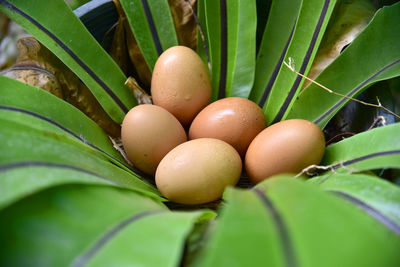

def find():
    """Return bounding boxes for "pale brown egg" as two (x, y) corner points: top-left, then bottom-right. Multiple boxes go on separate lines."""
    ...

(245, 119), (325, 184)
(189, 97), (266, 157)
(155, 138), (242, 205)
(151, 46), (212, 126)
(121, 104), (187, 176)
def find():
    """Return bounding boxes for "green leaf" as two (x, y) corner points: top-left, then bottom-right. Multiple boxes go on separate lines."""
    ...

(257, 176), (400, 267)
(309, 173), (400, 229)
(0, 76), (126, 166)
(249, 0), (302, 108)
(200, 0), (257, 99)
(225, 0), (257, 98)
(0, 163), (116, 210)
(321, 122), (400, 172)
(287, 2), (400, 128)
(262, 0), (337, 124)
(79, 211), (215, 267)
(193, 176), (400, 266)
(196, 0), (208, 64)
(68, 0), (90, 10)
(0, 116), (160, 199)
(0, 185), (166, 266)
(119, 0), (178, 71)
(302, 0), (376, 87)
(146, 0), (178, 50)
(200, 0), (220, 100)
(0, 0), (136, 123)
(190, 187), (287, 267)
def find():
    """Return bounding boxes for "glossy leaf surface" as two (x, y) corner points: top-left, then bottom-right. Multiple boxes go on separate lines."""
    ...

(309, 173), (400, 229)
(287, 2), (400, 128)
(262, 0), (337, 124)
(0, 163), (117, 210)
(321, 123), (400, 172)
(250, 0), (301, 108)
(193, 176), (400, 266)
(303, 0), (376, 87)
(0, 0), (136, 123)
(0, 185), (165, 266)
(119, 0), (178, 71)
(0, 114), (160, 199)
(82, 211), (215, 267)
(190, 187), (286, 267)
(1, 1), (400, 266)
(200, 0), (257, 99)
(0, 76), (124, 163)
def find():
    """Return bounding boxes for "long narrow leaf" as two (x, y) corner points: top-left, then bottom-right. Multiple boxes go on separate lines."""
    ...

(0, 117), (160, 199)
(0, 185), (165, 266)
(249, 0), (302, 108)
(225, 0), (257, 98)
(77, 211), (215, 267)
(257, 176), (400, 266)
(200, 0), (220, 100)
(193, 176), (400, 266)
(321, 123), (400, 172)
(287, 2), (400, 128)
(191, 187), (287, 267)
(0, 0), (136, 123)
(201, 0), (257, 99)
(309, 173), (400, 229)
(262, 0), (337, 124)
(0, 163), (116, 210)
(119, 0), (178, 71)
(146, 0), (178, 50)
(0, 76), (125, 165)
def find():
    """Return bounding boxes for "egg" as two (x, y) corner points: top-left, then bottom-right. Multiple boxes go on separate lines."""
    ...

(189, 97), (266, 157)
(245, 119), (325, 184)
(151, 46), (212, 126)
(121, 104), (187, 175)
(156, 138), (242, 204)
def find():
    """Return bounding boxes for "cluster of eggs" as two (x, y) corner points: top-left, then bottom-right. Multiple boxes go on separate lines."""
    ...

(121, 46), (325, 205)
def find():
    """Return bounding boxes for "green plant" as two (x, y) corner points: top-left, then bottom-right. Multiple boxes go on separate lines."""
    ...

(0, 0), (399, 266)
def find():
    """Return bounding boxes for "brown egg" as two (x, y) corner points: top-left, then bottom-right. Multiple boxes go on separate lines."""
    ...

(245, 119), (325, 184)
(151, 46), (212, 126)
(156, 138), (242, 205)
(121, 104), (187, 175)
(189, 97), (266, 157)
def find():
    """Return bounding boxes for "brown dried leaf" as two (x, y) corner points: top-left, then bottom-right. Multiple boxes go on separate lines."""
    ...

(7, 37), (121, 137)
(125, 76), (152, 104)
(108, 17), (131, 75)
(168, 0), (197, 50)
(124, 27), (152, 90)
(304, 0), (376, 88)
(113, 0), (152, 90)
(0, 13), (9, 39)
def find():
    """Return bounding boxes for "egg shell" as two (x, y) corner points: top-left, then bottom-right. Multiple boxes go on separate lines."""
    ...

(121, 104), (187, 175)
(245, 119), (325, 184)
(189, 97), (266, 157)
(156, 138), (242, 205)
(151, 46), (212, 126)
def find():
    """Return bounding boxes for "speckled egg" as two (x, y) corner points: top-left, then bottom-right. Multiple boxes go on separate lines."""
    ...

(155, 138), (242, 204)
(121, 104), (187, 175)
(151, 46), (212, 126)
(189, 97), (266, 157)
(245, 119), (325, 184)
